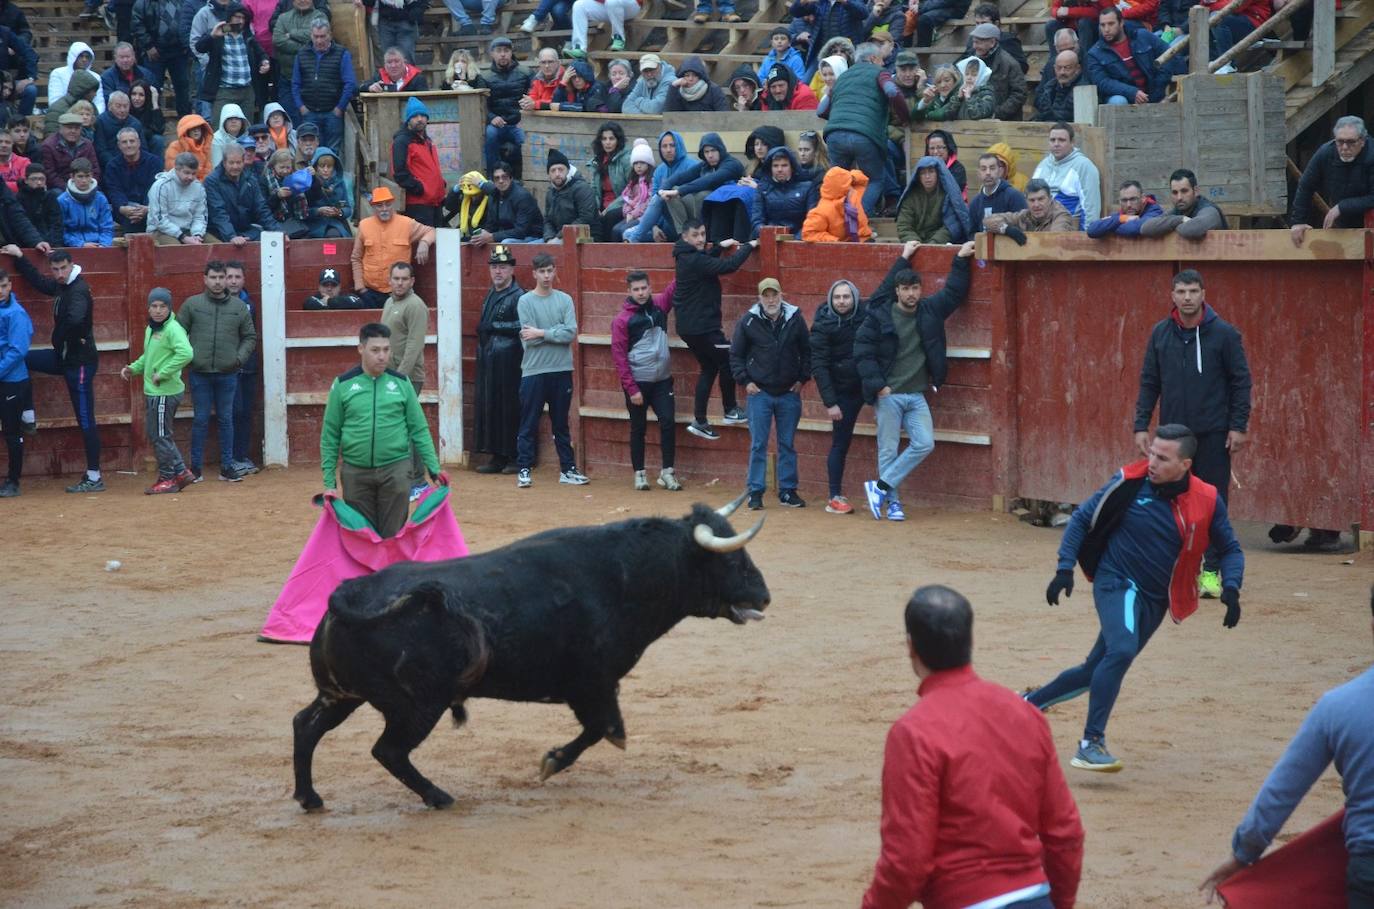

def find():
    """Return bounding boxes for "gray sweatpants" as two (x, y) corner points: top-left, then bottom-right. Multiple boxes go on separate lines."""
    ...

(146, 393), (187, 478)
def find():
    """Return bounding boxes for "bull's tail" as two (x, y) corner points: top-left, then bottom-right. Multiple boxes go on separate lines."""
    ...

(334, 580), (490, 688)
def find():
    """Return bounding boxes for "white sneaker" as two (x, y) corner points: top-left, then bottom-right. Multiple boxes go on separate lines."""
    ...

(517, 468), (532, 488)
(520, 13), (538, 31)
(657, 467), (682, 491)
(634, 469), (649, 490)
(560, 467), (590, 485)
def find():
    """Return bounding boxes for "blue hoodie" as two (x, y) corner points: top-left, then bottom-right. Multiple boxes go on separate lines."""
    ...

(757, 46), (806, 83)
(0, 290), (32, 382)
(651, 129), (688, 193)
(1086, 194), (1165, 239)
(665, 132), (744, 197)
(896, 155), (971, 243)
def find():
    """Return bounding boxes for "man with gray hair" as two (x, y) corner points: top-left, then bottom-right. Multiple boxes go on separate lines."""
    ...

(104, 127), (161, 231)
(291, 16), (355, 151)
(147, 152), (214, 244)
(1291, 115), (1374, 244)
(818, 41), (909, 216)
(99, 42), (155, 102)
(971, 21), (1027, 120)
(204, 143), (280, 245)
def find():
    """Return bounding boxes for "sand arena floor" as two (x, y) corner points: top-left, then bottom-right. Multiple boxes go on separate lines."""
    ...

(1, 466), (1367, 907)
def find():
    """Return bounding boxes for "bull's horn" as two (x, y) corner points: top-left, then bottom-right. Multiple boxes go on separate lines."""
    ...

(715, 490), (751, 519)
(694, 516), (764, 553)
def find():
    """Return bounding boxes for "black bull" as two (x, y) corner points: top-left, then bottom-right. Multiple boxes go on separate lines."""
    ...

(291, 494), (771, 811)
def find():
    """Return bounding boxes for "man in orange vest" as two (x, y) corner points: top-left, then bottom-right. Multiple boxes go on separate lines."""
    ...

(1024, 423), (1245, 773)
(350, 185), (437, 308)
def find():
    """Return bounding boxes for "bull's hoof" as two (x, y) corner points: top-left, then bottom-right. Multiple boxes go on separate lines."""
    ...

(539, 750), (565, 781)
(606, 735), (626, 750)
(295, 790), (324, 812)
(423, 786), (455, 809)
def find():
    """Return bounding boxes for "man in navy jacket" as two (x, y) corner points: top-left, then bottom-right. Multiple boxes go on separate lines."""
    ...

(1086, 8), (1175, 105)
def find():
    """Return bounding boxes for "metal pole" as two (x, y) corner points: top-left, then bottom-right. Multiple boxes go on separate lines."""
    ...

(259, 231), (289, 467)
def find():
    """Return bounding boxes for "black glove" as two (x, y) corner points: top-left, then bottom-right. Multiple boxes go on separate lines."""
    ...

(1046, 569), (1074, 606)
(1220, 587), (1241, 628)
(1004, 225), (1028, 246)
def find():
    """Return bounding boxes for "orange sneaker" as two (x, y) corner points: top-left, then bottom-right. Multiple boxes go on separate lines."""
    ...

(825, 495), (853, 514)
(146, 477), (181, 495)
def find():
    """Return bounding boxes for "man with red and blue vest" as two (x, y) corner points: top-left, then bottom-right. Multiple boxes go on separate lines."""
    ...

(1025, 423), (1244, 773)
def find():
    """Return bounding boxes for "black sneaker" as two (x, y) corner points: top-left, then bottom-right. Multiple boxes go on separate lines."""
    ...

(475, 457), (507, 474)
(686, 421), (719, 440)
(457, 22), (477, 35)
(721, 407), (748, 425)
(20, 417), (36, 434)
(747, 492), (764, 510)
(219, 466), (245, 482)
(65, 476), (106, 493)
(779, 490), (806, 508)
(0, 480), (18, 497)
(478, 22), (494, 34)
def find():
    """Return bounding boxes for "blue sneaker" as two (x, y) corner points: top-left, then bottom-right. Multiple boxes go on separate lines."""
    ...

(409, 483), (428, 502)
(863, 480), (886, 520)
(887, 501), (906, 522)
(1071, 737), (1123, 773)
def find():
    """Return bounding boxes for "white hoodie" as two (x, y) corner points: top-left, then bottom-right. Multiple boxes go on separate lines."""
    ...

(1032, 147), (1101, 227)
(48, 42), (105, 115)
(211, 103), (249, 168)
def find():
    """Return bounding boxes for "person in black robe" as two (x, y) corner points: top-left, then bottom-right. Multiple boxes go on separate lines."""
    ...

(472, 244), (525, 473)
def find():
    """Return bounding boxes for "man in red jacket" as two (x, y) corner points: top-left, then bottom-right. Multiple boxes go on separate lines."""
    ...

(390, 96), (445, 226)
(862, 585), (1084, 909)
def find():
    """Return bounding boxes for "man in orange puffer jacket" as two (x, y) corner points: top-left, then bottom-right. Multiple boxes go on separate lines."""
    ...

(802, 166), (872, 242)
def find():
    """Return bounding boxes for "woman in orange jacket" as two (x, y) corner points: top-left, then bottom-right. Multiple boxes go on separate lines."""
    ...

(802, 167), (872, 243)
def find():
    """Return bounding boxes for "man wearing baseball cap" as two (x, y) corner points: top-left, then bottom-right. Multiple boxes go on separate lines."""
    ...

(304, 266), (367, 310)
(470, 36), (531, 172)
(729, 276), (810, 511)
(622, 53), (676, 114)
(350, 185), (436, 308)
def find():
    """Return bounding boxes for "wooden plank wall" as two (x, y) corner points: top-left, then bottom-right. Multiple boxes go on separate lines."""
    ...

(1101, 73), (1286, 215)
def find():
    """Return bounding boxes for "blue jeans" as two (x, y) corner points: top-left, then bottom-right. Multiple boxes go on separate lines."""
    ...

(146, 52), (193, 117)
(883, 138), (904, 201)
(375, 19), (419, 63)
(189, 371), (238, 472)
(26, 349), (100, 472)
(625, 193), (678, 242)
(529, 0), (572, 27)
(1027, 573), (1167, 741)
(695, 0), (736, 13)
(444, 0), (501, 25)
(745, 389), (801, 495)
(14, 81), (36, 116)
(484, 123), (525, 171)
(232, 369), (256, 462)
(825, 129), (885, 216)
(516, 371), (575, 471)
(874, 392), (933, 505)
(301, 111), (343, 151)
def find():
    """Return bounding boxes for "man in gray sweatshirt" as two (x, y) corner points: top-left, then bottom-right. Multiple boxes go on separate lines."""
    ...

(515, 252), (585, 488)
(147, 153), (214, 244)
(1201, 585), (1374, 905)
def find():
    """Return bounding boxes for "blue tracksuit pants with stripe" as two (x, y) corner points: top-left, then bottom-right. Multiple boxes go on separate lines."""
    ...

(1029, 571), (1168, 741)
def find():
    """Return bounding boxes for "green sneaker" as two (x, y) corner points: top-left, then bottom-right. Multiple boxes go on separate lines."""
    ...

(562, 43), (586, 59)
(609, 35), (625, 51)
(1070, 737), (1123, 773)
(1198, 569), (1222, 599)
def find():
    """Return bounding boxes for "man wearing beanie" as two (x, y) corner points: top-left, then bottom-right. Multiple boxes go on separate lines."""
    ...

(390, 97), (445, 226)
(730, 276), (810, 510)
(121, 288), (195, 494)
(542, 147), (597, 241)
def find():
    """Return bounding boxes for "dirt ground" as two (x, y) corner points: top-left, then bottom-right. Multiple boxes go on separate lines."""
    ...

(1, 465), (1367, 908)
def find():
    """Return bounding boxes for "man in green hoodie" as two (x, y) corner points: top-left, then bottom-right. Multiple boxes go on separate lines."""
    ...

(122, 287), (195, 494)
(320, 322), (448, 538)
(176, 259), (257, 483)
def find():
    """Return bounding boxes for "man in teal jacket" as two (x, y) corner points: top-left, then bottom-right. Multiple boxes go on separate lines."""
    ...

(320, 321), (448, 538)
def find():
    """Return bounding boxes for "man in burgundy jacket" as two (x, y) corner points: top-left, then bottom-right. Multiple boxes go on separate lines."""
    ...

(862, 585), (1084, 909)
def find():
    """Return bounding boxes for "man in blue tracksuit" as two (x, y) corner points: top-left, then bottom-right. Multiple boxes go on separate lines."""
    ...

(1201, 587), (1374, 906)
(1026, 423), (1244, 773)
(0, 264), (33, 496)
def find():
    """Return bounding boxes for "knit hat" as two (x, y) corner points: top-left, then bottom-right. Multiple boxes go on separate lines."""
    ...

(629, 138), (654, 168)
(547, 147), (570, 171)
(765, 65), (790, 86)
(769, 25), (789, 38)
(489, 35), (513, 49)
(147, 287), (173, 306)
(68, 70), (99, 99)
(971, 22), (1000, 39)
(403, 96), (430, 122)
